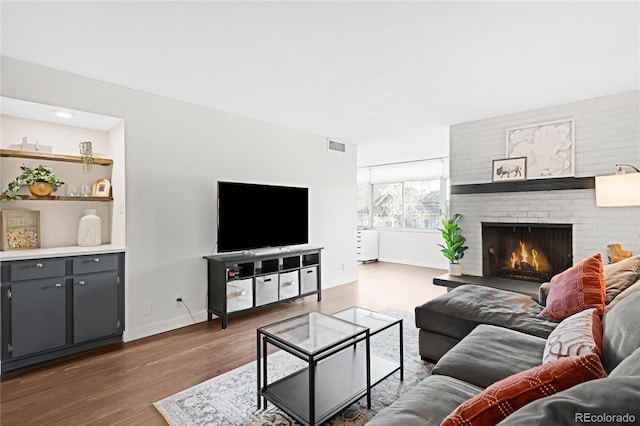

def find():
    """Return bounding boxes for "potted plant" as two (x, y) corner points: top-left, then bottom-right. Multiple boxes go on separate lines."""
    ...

(437, 213), (468, 276)
(2, 164), (64, 201)
(79, 141), (94, 173)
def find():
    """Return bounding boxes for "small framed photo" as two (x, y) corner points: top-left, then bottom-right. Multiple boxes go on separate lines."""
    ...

(92, 178), (111, 197)
(492, 157), (526, 182)
(1, 210), (41, 250)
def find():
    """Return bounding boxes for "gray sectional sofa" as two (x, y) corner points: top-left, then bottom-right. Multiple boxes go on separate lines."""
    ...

(368, 262), (640, 425)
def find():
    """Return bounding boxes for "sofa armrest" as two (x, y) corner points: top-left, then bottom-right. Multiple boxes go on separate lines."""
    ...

(538, 282), (551, 306)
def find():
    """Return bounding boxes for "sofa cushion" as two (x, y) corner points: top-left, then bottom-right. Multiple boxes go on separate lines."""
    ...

(605, 278), (640, 313)
(539, 253), (605, 321)
(602, 291), (640, 372)
(432, 324), (545, 389)
(610, 347), (640, 377)
(497, 377), (640, 425)
(603, 254), (640, 304)
(366, 375), (483, 426)
(542, 308), (602, 364)
(441, 353), (607, 426)
(415, 285), (558, 341)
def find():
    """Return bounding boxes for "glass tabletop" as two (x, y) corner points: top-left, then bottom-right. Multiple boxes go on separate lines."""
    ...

(259, 311), (367, 355)
(331, 307), (400, 334)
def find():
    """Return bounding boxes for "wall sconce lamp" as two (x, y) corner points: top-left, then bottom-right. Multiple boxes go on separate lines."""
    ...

(595, 164), (640, 207)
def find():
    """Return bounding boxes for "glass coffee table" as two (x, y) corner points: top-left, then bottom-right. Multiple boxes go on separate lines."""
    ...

(331, 307), (403, 384)
(256, 307), (402, 426)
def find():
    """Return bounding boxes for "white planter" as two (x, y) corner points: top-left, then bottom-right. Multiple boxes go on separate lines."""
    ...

(449, 263), (463, 276)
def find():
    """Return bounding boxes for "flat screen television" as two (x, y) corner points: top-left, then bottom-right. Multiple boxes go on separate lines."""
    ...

(217, 181), (309, 253)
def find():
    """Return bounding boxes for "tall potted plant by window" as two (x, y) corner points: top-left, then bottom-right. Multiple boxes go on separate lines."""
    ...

(438, 213), (468, 276)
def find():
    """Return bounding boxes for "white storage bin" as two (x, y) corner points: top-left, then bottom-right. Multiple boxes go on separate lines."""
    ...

(227, 278), (253, 312)
(279, 271), (300, 300)
(300, 266), (318, 294)
(255, 273), (279, 306)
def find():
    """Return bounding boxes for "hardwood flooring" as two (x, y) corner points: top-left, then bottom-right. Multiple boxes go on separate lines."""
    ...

(0, 262), (446, 426)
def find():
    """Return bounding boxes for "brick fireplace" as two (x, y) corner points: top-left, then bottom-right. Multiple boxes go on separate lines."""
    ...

(448, 91), (639, 277)
(482, 223), (572, 283)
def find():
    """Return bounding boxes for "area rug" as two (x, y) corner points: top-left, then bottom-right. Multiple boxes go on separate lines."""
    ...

(154, 308), (433, 425)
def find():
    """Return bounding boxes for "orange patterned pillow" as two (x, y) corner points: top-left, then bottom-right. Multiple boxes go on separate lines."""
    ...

(441, 353), (607, 426)
(542, 308), (602, 364)
(539, 254), (605, 320)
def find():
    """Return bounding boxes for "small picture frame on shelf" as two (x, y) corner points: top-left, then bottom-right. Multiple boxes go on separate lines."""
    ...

(1, 209), (41, 250)
(92, 178), (111, 197)
(492, 157), (526, 182)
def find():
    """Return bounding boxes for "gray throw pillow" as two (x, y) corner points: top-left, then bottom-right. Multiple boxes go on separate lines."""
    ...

(497, 377), (640, 426)
(602, 291), (640, 372)
(610, 346), (640, 377)
(603, 255), (640, 304)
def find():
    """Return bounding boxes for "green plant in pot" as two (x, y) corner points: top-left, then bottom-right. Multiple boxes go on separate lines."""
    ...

(2, 164), (64, 201)
(437, 213), (468, 276)
(79, 141), (94, 173)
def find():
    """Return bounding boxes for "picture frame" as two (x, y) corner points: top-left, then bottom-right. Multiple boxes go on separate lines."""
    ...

(506, 119), (574, 179)
(92, 178), (111, 197)
(492, 157), (527, 182)
(1, 209), (41, 250)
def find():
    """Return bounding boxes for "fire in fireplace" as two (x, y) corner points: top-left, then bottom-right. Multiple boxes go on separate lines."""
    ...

(482, 223), (572, 283)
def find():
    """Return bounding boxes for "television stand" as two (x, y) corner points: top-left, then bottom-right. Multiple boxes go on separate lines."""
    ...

(204, 245), (323, 329)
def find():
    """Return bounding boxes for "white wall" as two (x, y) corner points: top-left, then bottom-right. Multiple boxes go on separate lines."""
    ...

(450, 91), (640, 275)
(378, 230), (449, 269)
(1, 58), (358, 341)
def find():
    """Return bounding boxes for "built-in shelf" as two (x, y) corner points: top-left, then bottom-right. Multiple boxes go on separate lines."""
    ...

(450, 176), (595, 195)
(0, 149), (113, 166)
(0, 195), (113, 202)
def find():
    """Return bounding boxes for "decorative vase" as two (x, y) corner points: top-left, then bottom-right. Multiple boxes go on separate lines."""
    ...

(29, 182), (53, 196)
(449, 263), (463, 276)
(77, 209), (102, 247)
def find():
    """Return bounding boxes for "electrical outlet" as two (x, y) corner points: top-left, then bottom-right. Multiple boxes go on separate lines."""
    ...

(176, 295), (183, 308)
(143, 302), (152, 316)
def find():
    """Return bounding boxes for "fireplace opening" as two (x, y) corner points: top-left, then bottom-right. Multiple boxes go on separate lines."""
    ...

(482, 223), (572, 283)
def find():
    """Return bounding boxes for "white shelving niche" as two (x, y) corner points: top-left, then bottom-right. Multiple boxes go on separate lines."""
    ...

(0, 97), (126, 261)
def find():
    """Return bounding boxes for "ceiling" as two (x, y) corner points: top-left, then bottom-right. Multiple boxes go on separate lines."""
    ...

(1, 1), (639, 165)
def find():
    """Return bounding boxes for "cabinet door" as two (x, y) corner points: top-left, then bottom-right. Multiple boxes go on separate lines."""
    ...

(10, 278), (67, 358)
(73, 272), (119, 343)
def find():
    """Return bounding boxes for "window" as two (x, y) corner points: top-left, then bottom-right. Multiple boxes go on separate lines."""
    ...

(358, 158), (449, 231)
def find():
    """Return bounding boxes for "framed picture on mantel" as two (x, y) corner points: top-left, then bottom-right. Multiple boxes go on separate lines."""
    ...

(492, 157), (526, 182)
(506, 119), (575, 179)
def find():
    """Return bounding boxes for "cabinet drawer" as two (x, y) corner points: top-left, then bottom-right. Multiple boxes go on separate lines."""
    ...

(227, 278), (253, 313)
(279, 271), (299, 300)
(255, 274), (278, 306)
(10, 258), (66, 281)
(73, 254), (119, 275)
(300, 266), (318, 294)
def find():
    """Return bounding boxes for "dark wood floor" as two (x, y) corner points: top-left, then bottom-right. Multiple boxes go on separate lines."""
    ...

(0, 262), (446, 426)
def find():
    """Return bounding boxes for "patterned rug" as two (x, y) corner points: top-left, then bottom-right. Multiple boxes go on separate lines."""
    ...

(154, 308), (433, 425)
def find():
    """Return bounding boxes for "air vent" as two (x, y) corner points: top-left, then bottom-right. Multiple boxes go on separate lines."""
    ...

(328, 140), (346, 152)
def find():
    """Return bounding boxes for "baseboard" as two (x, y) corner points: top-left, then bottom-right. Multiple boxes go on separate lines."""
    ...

(123, 310), (208, 342)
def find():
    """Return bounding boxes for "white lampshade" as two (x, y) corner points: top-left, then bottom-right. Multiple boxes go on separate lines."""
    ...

(595, 173), (640, 207)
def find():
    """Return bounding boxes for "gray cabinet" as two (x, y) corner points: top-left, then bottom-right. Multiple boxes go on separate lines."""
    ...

(10, 277), (67, 358)
(1, 252), (125, 374)
(204, 246), (322, 329)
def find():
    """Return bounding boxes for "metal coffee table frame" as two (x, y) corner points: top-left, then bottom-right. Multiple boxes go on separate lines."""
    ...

(256, 308), (403, 426)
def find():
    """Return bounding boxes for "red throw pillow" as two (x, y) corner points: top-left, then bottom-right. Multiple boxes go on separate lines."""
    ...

(441, 353), (607, 426)
(542, 308), (603, 364)
(538, 254), (605, 320)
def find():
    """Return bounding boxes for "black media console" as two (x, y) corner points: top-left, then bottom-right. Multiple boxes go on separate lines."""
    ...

(204, 245), (323, 329)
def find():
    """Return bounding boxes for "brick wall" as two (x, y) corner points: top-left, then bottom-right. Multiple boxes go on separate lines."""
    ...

(450, 91), (640, 276)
